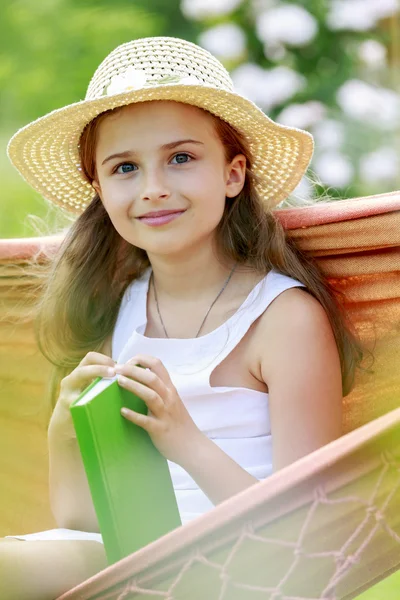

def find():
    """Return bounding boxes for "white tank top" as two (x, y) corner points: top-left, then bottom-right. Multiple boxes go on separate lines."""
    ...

(112, 267), (305, 525)
(5, 267), (305, 542)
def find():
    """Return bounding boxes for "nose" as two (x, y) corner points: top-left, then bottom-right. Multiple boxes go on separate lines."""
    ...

(140, 166), (171, 202)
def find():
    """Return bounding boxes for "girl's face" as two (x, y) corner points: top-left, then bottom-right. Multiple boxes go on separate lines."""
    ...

(92, 101), (246, 258)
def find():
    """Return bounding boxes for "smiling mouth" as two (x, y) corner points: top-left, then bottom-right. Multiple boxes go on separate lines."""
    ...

(136, 210), (186, 226)
(138, 209), (185, 218)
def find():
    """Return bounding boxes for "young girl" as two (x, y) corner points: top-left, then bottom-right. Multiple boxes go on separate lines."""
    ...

(2, 37), (362, 599)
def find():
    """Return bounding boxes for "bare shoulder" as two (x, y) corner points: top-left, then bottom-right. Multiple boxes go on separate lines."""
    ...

(250, 284), (340, 390)
(259, 285), (340, 371)
(253, 285), (343, 470)
(256, 286), (335, 353)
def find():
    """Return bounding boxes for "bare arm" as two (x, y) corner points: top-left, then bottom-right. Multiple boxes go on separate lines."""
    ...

(48, 415), (101, 532)
(260, 288), (343, 471)
(178, 434), (259, 506)
(178, 288), (342, 504)
(48, 336), (114, 532)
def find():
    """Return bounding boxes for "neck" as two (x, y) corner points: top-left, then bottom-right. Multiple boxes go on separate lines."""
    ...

(147, 244), (237, 302)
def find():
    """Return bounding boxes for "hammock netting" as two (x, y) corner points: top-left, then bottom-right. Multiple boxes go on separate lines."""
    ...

(57, 409), (400, 600)
(0, 192), (399, 599)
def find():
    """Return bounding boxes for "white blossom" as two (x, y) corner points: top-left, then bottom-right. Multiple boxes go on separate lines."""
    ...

(106, 67), (147, 95)
(231, 63), (305, 110)
(371, 0), (399, 20)
(358, 40), (387, 68)
(177, 76), (202, 85)
(337, 79), (400, 129)
(181, 0), (243, 20)
(256, 4), (318, 47)
(105, 68), (202, 96)
(277, 101), (326, 129)
(230, 63), (266, 106)
(327, 0), (399, 32)
(313, 152), (354, 188)
(198, 23), (246, 60)
(312, 119), (345, 149)
(359, 147), (399, 183)
(327, 0), (376, 30)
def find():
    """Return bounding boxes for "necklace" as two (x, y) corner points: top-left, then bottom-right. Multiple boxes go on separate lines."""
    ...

(151, 264), (237, 339)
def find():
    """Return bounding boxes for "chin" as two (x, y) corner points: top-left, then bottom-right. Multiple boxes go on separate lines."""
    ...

(146, 236), (201, 257)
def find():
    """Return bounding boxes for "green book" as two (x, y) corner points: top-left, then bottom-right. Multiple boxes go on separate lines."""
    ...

(70, 376), (182, 565)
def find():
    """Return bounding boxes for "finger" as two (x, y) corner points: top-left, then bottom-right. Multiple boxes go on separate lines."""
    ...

(122, 355), (171, 385)
(120, 407), (156, 433)
(115, 363), (166, 399)
(62, 364), (116, 395)
(117, 375), (165, 418)
(80, 351), (116, 368)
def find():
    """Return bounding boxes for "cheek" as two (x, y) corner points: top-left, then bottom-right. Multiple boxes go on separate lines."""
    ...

(99, 179), (134, 215)
(191, 196), (226, 237)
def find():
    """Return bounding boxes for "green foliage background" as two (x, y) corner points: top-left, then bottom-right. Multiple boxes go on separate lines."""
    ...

(1, 0), (200, 237)
(1, 2), (399, 594)
(2, 0), (400, 239)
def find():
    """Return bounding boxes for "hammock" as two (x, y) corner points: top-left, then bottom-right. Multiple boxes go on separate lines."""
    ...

(0, 191), (399, 599)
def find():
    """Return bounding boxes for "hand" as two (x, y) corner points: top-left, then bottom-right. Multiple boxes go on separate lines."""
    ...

(115, 354), (203, 466)
(50, 352), (117, 439)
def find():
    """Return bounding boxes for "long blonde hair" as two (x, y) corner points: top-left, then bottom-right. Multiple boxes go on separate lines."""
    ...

(34, 104), (364, 408)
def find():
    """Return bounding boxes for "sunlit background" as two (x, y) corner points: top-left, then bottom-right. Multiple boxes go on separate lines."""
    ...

(1, 1), (400, 595)
(2, 0), (400, 239)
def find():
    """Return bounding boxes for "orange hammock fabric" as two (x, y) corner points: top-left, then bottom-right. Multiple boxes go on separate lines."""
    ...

(57, 407), (400, 600)
(279, 192), (400, 434)
(0, 192), (399, 598)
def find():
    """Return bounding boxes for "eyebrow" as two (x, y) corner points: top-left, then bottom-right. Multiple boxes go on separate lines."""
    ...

(101, 139), (204, 166)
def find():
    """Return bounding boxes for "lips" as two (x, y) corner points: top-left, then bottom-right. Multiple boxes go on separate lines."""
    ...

(136, 209), (186, 227)
(137, 209), (185, 218)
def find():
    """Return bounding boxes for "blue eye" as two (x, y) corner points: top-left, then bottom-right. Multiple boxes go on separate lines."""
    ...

(115, 162), (136, 174)
(172, 153), (191, 164)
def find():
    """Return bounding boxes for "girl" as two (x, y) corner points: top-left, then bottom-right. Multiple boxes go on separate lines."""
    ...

(1, 37), (362, 599)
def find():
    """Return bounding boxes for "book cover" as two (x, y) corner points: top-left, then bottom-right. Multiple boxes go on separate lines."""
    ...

(70, 376), (182, 564)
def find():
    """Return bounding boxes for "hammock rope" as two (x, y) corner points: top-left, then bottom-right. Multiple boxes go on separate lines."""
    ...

(57, 408), (400, 600)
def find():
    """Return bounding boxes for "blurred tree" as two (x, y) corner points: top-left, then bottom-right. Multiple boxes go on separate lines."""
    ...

(1, 0), (198, 127)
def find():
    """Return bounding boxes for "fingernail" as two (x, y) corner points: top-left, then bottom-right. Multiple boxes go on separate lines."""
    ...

(107, 368), (115, 376)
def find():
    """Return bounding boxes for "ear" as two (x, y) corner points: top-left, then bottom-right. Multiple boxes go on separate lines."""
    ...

(92, 179), (102, 198)
(225, 154), (246, 198)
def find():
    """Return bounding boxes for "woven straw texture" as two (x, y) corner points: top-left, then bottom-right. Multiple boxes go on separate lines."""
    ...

(7, 37), (314, 214)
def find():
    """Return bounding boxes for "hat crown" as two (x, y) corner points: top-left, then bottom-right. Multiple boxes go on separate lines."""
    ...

(8, 36), (314, 214)
(86, 36), (234, 100)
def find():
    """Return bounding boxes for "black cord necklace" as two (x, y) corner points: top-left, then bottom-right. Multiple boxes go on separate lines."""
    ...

(151, 264), (237, 338)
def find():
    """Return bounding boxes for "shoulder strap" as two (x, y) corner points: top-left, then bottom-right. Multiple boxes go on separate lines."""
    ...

(111, 268), (151, 360)
(200, 269), (305, 385)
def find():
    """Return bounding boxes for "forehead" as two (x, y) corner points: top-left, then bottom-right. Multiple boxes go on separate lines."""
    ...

(96, 100), (217, 143)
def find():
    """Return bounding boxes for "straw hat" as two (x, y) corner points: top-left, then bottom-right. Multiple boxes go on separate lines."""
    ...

(7, 36), (314, 215)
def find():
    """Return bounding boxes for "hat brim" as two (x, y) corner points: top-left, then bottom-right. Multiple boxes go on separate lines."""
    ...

(7, 84), (314, 214)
